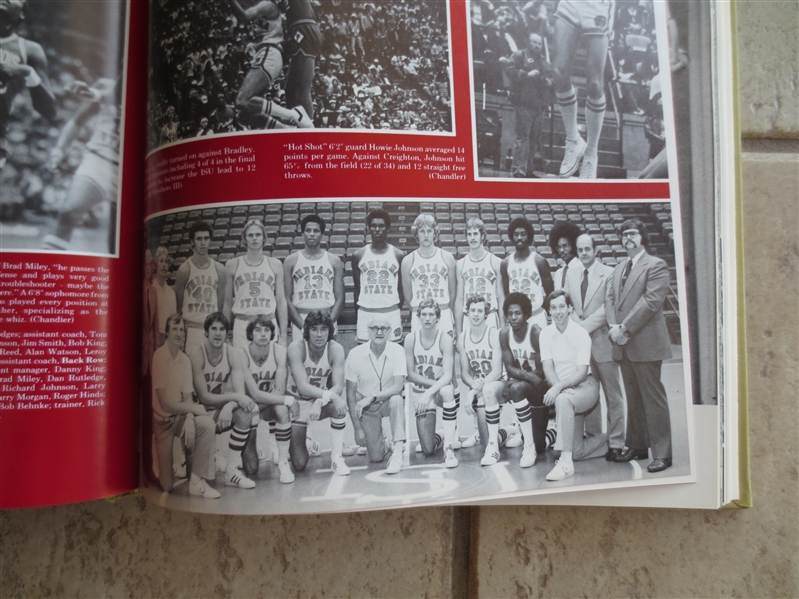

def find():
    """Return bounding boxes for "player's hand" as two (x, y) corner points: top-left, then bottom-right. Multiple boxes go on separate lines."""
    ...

(236, 395), (258, 414)
(355, 397), (371, 419)
(46, 148), (65, 171)
(308, 397), (323, 421)
(354, 427), (367, 447)
(183, 415), (196, 450)
(288, 399), (301, 421)
(528, 69), (540, 78)
(0, 63), (33, 82)
(330, 394), (347, 418)
(218, 402), (235, 430)
(472, 378), (484, 392)
(543, 385), (560, 407)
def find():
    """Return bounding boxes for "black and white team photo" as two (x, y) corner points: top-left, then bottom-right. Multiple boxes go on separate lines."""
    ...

(470, 0), (669, 180)
(147, 0), (454, 150)
(143, 198), (692, 514)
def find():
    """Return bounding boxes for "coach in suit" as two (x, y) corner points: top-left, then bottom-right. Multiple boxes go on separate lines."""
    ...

(606, 219), (673, 473)
(566, 234), (626, 459)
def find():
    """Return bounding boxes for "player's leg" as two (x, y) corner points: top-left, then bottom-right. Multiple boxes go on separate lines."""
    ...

(188, 413), (221, 498)
(579, 34), (610, 180)
(286, 51), (316, 119)
(551, 18), (586, 177)
(319, 403), (350, 475)
(45, 175), (105, 249)
(415, 406), (439, 456)
(439, 385), (458, 467)
(384, 395), (407, 474)
(225, 407), (256, 488)
(479, 381), (506, 465)
(508, 381), (539, 467)
(289, 408), (310, 474)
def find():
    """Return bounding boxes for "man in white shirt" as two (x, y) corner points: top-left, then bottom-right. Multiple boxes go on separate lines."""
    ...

(540, 290), (608, 481)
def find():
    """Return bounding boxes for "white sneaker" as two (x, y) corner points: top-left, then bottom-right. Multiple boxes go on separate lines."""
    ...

(559, 136), (587, 178)
(444, 447), (458, 469)
(386, 450), (403, 474)
(546, 459), (574, 481)
(331, 456), (351, 476)
(189, 478), (221, 499)
(459, 432), (480, 448)
(341, 445), (356, 457)
(480, 443), (500, 466)
(357, 446), (367, 456)
(519, 444), (537, 468)
(579, 153), (598, 179)
(504, 422), (522, 448)
(278, 460), (295, 484)
(225, 468), (256, 489)
(451, 436), (462, 450)
(293, 105), (314, 129)
(306, 436), (322, 457)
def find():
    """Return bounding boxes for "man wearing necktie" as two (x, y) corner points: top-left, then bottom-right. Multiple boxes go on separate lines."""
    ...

(549, 221), (582, 292)
(565, 234), (625, 461)
(605, 219), (673, 473)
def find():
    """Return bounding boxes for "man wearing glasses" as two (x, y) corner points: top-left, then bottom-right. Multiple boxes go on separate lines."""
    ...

(344, 317), (407, 474)
(606, 219), (673, 473)
(351, 209), (405, 343)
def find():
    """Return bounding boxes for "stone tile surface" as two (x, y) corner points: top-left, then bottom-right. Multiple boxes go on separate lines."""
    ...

(1, 500), (466, 598)
(736, 1), (799, 138)
(469, 154), (799, 598)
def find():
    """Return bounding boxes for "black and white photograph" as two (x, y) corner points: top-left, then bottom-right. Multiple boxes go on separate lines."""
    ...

(142, 198), (693, 514)
(0, 0), (128, 256)
(469, 0), (669, 180)
(147, 0), (454, 151)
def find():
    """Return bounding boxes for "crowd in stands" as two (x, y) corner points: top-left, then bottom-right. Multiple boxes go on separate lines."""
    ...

(148, 0), (452, 149)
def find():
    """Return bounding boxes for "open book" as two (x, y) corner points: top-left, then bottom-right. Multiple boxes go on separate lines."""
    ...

(0, 0), (748, 513)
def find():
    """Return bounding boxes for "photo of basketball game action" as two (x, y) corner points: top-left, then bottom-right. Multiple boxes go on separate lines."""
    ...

(142, 198), (692, 514)
(0, 0), (127, 255)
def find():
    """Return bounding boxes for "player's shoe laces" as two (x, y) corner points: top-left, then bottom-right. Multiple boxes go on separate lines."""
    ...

(559, 136), (587, 178)
(480, 443), (500, 466)
(519, 444), (537, 468)
(225, 467), (256, 489)
(331, 456), (351, 476)
(578, 153), (598, 180)
(459, 432), (480, 448)
(42, 234), (69, 251)
(546, 459), (574, 481)
(306, 437), (322, 457)
(278, 460), (295, 484)
(443, 446), (458, 469)
(386, 449), (403, 474)
(293, 106), (314, 129)
(189, 478), (221, 499)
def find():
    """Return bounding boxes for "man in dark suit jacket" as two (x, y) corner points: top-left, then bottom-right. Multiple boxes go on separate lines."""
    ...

(605, 219), (673, 473)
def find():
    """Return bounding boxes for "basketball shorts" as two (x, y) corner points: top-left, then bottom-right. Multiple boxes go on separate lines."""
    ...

(555, 0), (615, 37)
(250, 44), (283, 81)
(287, 22), (323, 58)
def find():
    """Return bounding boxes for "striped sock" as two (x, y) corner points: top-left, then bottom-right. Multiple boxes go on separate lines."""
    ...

(442, 399), (457, 449)
(330, 417), (346, 459)
(275, 423), (291, 464)
(486, 405), (500, 446)
(513, 401), (534, 448)
(228, 426), (249, 471)
(556, 86), (579, 141)
(585, 94), (606, 155)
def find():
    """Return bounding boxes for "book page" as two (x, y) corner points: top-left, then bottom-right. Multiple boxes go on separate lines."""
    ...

(140, 0), (716, 515)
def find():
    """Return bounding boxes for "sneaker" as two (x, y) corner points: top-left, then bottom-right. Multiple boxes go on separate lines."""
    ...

(225, 468), (256, 489)
(579, 153), (598, 179)
(341, 445), (356, 457)
(443, 447), (458, 469)
(331, 456), (351, 476)
(386, 450), (403, 474)
(278, 460), (295, 484)
(504, 431), (523, 448)
(519, 444), (537, 468)
(306, 436), (322, 457)
(293, 105), (314, 129)
(357, 446), (367, 456)
(42, 234), (69, 251)
(480, 443), (500, 466)
(173, 460), (187, 479)
(559, 136), (587, 178)
(451, 436), (462, 450)
(459, 432), (480, 448)
(189, 478), (221, 499)
(546, 459), (574, 481)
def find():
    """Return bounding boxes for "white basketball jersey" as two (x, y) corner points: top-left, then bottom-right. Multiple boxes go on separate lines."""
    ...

(288, 342), (332, 398)
(201, 343), (231, 395)
(291, 251), (335, 311)
(357, 245), (400, 309)
(460, 252), (499, 313)
(464, 327), (496, 382)
(246, 343), (278, 393)
(507, 252), (545, 311)
(232, 256), (277, 318)
(182, 258), (220, 325)
(411, 329), (444, 393)
(408, 248), (450, 308)
(508, 324), (537, 373)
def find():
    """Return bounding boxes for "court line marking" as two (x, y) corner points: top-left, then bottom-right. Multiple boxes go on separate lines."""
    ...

(630, 460), (643, 480)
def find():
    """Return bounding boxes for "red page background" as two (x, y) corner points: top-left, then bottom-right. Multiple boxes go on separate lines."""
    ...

(0, 1), (147, 509)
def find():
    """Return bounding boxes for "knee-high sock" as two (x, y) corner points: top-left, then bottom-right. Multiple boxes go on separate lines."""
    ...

(585, 94), (606, 155)
(486, 405), (500, 446)
(531, 405), (550, 454)
(330, 417), (346, 460)
(228, 425), (250, 471)
(556, 86), (579, 141)
(513, 400), (534, 448)
(442, 399), (458, 449)
(275, 423), (291, 464)
(498, 427), (509, 448)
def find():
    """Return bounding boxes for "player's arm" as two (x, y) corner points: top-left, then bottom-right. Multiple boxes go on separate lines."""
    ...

(227, 0), (279, 23)
(22, 41), (56, 120)
(329, 253), (345, 323)
(535, 253), (554, 299)
(221, 258), (236, 324)
(188, 344), (248, 409)
(351, 249), (364, 306)
(173, 261), (191, 315)
(326, 341), (348, 417)
(272, 258), (289, 345)
(492, 255), (506, 328)
(500, 257), (510, 295)
(454, 259), (466, 338)
(404, 332), (431, 390)
(400, 254), (413, 311)
(240, 346), (293, 407)
(444, 251), (457, 314)
(500, 328), (544, 388)
(457, 334), (477, 390)
(283, 253), (304, 330)
(47, 98), (101, 169)
(394, 246), (406, 307)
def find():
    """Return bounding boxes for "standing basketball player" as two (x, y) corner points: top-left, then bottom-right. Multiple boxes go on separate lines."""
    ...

(552, 0), (615, 179)
(188, 312), (260, 490)
(0, 0), (56, 169)
(223, 219), (288, 347)
(404, 299), (458, 468)
(284, 214), (344, 340)
(226, 0), (313, 129)
(501, 217), (553, 330)
(175, 220), (227, 353)
(351, 209), (405, 343)
(285, 0), (324, 120)
(287, 310), (351, 476)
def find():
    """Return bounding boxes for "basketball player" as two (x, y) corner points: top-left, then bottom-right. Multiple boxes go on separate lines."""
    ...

(222, 218), (288, 347)
(552, 0), (615, 179)
(351, 209), (405, 343)
(548, 221), (582, 291)
(284, 214), (344, 340)
(501, 217), (553, 330)
(239, 314), (298, 484)
(188, 312), (260, 489)
(404, 299), (457, 468)
(175, 220), (227, 353)
(401, 213), (457, 335)
(226, 0), (313, 130)
(0, 0), (56, 169)
(285, 0), (324, 120)
(455, 217), (505, 337)
(481, 293), (550, 468)
(285, 310), (350, 476)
